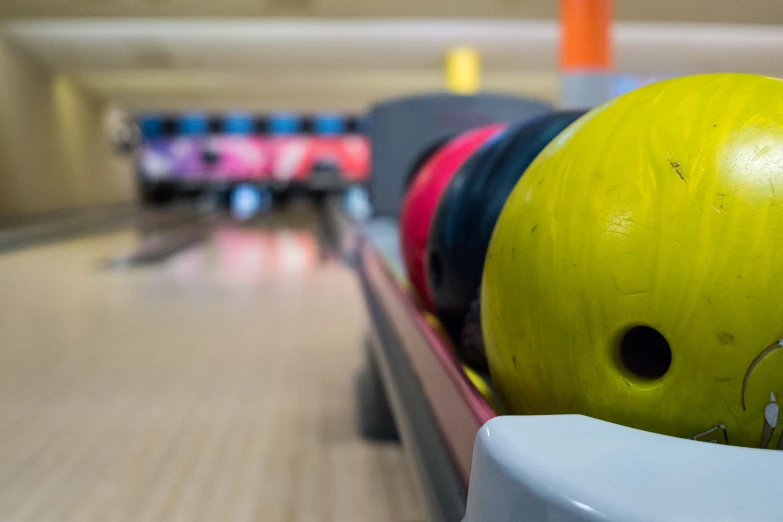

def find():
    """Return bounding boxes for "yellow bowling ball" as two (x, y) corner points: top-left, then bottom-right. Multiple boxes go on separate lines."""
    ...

(482, 73), (783, 448)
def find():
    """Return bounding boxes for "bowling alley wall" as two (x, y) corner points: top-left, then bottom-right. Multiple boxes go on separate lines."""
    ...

(0, 37), (135, 220)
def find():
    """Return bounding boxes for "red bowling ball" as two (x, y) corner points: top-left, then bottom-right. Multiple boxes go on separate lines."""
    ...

(400, 124), (504, 310)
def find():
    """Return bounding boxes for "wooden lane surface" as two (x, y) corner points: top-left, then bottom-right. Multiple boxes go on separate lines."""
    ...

(0, 227), (423, 522)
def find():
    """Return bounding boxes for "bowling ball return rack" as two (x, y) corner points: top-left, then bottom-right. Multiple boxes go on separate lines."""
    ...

(354, 217), (783, 522)
(356, 218), (491, 522)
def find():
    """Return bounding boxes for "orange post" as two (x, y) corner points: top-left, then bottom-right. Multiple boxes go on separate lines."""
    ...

(560, 0), (613, 108)
(561, 0), (612, 72)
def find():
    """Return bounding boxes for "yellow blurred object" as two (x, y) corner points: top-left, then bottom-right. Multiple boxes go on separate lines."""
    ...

(423, 311), (451, 342)
(445, 46), (480, 94)
(462, 364), (504, 414)
(422, 310), (440, 328)
(483, 73), (783, 448)
(423, 309), (504, 412)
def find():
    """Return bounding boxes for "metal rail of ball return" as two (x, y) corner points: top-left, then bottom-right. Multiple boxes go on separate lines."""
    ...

(355, 217), (783, 522)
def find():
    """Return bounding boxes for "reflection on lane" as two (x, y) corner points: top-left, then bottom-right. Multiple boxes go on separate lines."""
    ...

(167, 227), (320, 285)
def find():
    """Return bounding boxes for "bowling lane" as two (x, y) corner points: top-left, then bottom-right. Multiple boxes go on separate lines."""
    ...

(0, 221), (423, 522)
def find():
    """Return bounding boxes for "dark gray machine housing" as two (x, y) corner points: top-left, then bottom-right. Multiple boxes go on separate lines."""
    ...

(367, 93), (551, 217)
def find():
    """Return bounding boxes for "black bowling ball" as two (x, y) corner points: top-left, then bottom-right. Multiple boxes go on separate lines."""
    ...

(426, 111), (586, 371)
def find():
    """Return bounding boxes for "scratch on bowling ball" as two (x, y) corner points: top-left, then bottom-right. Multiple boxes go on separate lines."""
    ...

(668, 157), (687, 183)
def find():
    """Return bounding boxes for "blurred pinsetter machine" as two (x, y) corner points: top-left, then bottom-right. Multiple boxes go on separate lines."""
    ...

(136, 111), (369, 208)
(354, 3), (783, 521)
